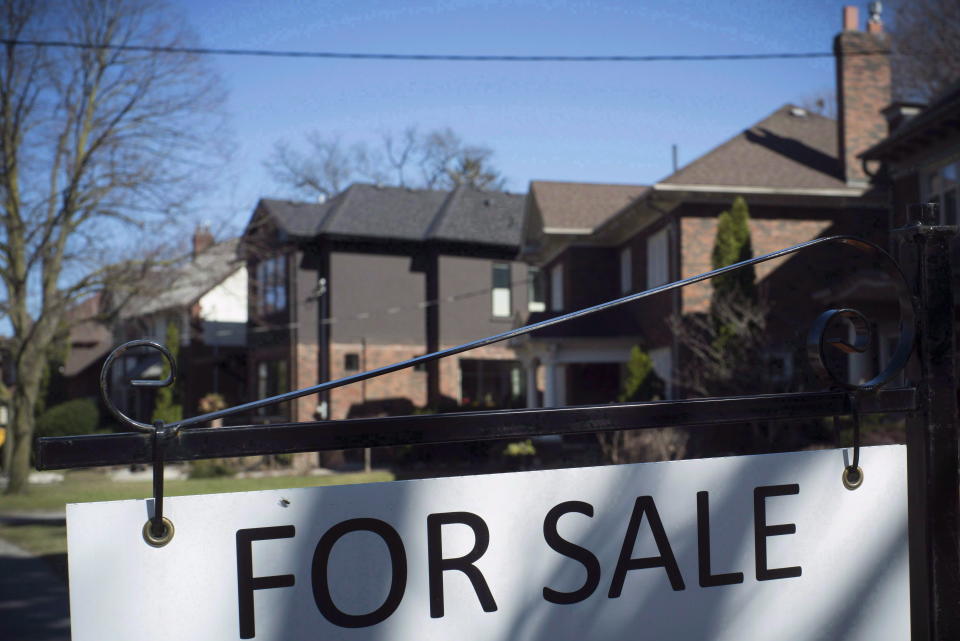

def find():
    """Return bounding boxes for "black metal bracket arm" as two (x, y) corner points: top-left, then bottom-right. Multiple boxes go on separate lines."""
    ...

(35, 388), (916, 470)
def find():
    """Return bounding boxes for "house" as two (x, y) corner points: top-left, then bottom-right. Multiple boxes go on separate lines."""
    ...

(63, 227), (249, 426)
(515, 4), (897, 407)
(240, 183), (533, 425)
(860, 79), (960, 230)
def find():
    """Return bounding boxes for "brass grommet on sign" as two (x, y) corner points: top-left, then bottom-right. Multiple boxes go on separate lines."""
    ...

(142, 517), (175, 547)
(842, 465), (864, 491)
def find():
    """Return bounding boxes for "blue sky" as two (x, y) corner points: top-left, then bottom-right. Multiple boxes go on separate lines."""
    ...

(169, 0), (862, 230)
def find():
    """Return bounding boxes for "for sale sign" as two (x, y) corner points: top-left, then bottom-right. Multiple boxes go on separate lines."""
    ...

(67, 445), (908, 641)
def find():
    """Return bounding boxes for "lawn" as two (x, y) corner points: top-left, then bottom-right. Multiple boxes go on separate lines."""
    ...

(0, 468), (395, 576)
(0, 468), (394, 513)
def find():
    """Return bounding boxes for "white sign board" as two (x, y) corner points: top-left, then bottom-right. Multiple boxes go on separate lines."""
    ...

(67, 445), (908, 641)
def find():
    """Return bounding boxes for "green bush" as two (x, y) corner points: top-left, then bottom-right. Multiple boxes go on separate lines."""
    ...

(35, 398), (99, 438)
(189, 458), (233, 479)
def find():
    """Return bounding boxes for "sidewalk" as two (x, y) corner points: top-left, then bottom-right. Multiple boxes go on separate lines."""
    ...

(0, 536), (70, 641)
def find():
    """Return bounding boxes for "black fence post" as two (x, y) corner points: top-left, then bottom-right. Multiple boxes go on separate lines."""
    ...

(904, 203), (960, 641)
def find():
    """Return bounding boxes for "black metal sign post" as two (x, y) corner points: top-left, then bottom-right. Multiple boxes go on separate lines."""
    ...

(33, 205), (960, 639)
(902, 204), (960, 641)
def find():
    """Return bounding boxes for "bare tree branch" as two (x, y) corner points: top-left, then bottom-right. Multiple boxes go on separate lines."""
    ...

(0, 0), (226, 493)
(268, 125), (506, 200)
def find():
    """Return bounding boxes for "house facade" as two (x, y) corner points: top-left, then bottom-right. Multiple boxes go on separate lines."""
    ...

(241, 183), (535, 424)
(515, 4), (898, 407)
(861, 80), (960, 230)
(63, 228), (249, 426)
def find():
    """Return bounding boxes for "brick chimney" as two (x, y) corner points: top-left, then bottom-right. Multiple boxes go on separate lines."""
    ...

(834, 4), (891, 185)
(192, 224), (214, 258)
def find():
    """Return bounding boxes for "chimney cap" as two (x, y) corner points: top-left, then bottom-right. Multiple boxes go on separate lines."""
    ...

(843, 5), (859, 31)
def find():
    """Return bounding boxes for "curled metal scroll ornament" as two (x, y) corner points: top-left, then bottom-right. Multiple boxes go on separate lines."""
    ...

(804, 245), (915, 391)
(99, 339), (178, 433)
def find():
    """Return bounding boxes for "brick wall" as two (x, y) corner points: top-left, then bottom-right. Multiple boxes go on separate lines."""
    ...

(834, 8), (891, 185)
(327, 342), (518, 419)
(293, 342), (318, 421)
(680, 217), (832, 313)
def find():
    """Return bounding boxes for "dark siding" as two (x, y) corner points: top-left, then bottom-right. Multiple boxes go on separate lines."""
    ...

(565, 246), (619, 310)
(329, 252), (425, 345)
(438, 256), (530, 344)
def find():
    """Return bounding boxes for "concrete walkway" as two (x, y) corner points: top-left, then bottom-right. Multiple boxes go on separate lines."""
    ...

(0, 534), (70, 641)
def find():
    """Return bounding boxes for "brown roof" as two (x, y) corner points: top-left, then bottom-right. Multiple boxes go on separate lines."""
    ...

(660, 105), (848, 191)
(529, 181), (648, 233)
(63, 294), (113, 377)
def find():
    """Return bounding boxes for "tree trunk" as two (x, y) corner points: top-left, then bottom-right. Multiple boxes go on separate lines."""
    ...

(2, 421), (13, 477)
(5, 352), (42, 495)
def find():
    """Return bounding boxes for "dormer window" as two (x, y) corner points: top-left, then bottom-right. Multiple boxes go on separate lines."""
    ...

(256, 255), (288, 314)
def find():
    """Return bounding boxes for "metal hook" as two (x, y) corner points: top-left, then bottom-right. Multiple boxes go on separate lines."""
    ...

(842, 394), (864, 490)
(143, 421), (175, 547)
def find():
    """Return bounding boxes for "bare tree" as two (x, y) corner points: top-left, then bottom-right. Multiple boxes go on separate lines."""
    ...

(889, 0), (960, 101)
(268, 135), (384, 200)
(669, 294), (772, 399)
(268, 126), (505, 200)
(0, 0), (224, 493)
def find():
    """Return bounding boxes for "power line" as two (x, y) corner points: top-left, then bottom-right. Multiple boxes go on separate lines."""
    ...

(252, 275), (536, 332)
(0, 38), (889, 62)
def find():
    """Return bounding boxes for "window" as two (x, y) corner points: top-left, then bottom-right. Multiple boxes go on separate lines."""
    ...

(527, 267), (546, 312)
(256, 255), (288, 314)
(492, 263), (512, 317)
(647, 227), (670, 288)
(922, 160), (959, 225)
(344, 353), (360, 371)
(256, 360), (288, 417)
(550, 263), (564, 312)
(460, 359), (524, 408)
(620, 246), (632, 294)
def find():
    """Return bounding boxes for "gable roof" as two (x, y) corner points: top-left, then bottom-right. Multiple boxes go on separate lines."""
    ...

(127, 238), (243, 317)
(658, 105), (850, 192)
(256, 183), (526, 249)
(528, 181), (648, 234)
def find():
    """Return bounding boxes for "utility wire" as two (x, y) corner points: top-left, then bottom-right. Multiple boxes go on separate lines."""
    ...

(251, 275), (538, 333)
(0, 38), (889, 62)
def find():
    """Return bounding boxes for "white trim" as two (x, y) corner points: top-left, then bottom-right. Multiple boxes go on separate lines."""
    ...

(653, 183), (868, 197)
(542, 227), (594, 235)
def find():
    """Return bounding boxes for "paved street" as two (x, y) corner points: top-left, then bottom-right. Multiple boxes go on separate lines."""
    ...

(0, 525), (70, 641)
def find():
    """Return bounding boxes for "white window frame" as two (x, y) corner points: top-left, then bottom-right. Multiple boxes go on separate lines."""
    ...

(491, 262), (512, 318)
(527, 267), (545, 312)
(550, 263), (564, 312)
(647, 227), (670, 289)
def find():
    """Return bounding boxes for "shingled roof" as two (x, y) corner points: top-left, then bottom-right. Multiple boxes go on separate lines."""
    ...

(658, 105), (850, 191)
(528, 181), (648, 234)
(256, 183), (526, 249)
(128, 238), (243, 317)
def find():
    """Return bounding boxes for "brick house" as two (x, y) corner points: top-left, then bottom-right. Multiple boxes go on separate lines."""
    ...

(860, 79), (960, 230)
(63, 229), (249, 426)
(240, 183), (534, 424)
(515, 4), (898, 405)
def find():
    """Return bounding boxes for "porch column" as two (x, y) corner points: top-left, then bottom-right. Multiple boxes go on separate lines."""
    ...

(544, 359), (557, 408)
(525, 359), (539, 408)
